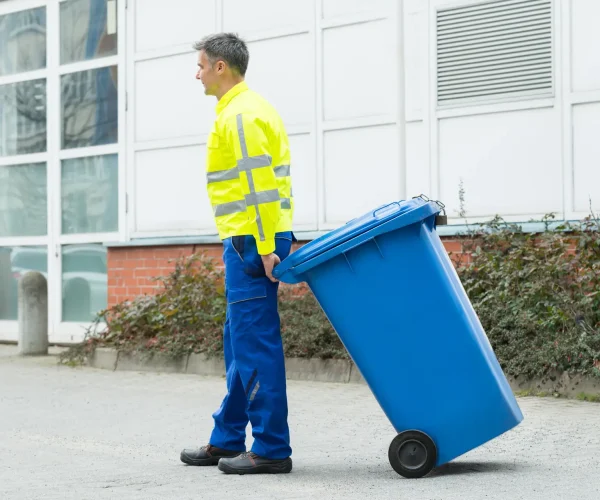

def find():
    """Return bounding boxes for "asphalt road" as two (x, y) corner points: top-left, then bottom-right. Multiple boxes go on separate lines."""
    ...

(1, 345), (598, 500)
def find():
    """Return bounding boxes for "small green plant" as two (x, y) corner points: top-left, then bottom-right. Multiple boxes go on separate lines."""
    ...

(514, 389), (552, 398)
(457, 178), (467, 219)
(576, 392), (600, 403)
(514, 389), (533, 397)
(278, 284), (346, 360)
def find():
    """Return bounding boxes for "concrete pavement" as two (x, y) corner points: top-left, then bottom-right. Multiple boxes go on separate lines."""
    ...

(1, 345), (599, 500)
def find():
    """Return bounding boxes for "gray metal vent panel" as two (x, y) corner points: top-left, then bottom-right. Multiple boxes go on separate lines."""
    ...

(437, 0), (553, 105)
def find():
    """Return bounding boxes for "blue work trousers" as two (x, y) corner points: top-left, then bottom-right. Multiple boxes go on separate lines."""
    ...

(209, 232), (293, 459)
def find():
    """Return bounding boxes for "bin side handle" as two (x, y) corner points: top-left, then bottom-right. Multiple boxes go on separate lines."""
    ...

(290, 202), (440, 278)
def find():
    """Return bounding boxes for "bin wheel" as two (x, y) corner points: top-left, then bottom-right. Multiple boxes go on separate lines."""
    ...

(388, 430), (437, 478)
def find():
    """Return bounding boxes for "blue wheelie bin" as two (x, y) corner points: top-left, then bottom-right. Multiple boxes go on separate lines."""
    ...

(273, 196), (523, 478)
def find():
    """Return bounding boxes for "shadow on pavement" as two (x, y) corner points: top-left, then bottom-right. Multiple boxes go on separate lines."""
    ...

(287, 460), (523, 479)
(428, 460), (522, 478)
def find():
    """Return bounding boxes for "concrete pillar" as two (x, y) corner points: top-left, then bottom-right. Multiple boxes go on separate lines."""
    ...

(18, 271), (48, 355)
(0, 248), (11, 319)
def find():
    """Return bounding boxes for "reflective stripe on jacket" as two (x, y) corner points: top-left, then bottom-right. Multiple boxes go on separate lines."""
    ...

(206, 81), (294, 255)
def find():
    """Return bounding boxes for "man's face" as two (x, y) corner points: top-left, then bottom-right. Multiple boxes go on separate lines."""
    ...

(196, 50), (221, 96)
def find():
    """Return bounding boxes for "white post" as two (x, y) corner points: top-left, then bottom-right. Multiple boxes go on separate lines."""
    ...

(18, 271), (48, 355)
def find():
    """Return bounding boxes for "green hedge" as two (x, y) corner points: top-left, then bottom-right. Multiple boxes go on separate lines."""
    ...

(62, 213), (600, 379)
(457, 214), (600, 378)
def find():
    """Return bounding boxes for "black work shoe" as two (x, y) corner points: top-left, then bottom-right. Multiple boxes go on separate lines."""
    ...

(180, 444), (242, 466)
(218, 452), (293, 475)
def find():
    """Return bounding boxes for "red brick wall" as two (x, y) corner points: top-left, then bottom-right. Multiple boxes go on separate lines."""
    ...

(107, 238), (468, 307)
(107, 244), (223, 307)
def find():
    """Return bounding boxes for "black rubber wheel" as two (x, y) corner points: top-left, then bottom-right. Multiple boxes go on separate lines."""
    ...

(388, 430), (437, 478)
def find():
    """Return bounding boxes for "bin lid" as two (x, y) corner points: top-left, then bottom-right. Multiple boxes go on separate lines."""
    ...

(276, 197), (439, 282)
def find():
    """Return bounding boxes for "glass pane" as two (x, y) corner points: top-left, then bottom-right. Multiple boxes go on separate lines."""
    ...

(0, 79), (47, 156)
(0, 163), (47, 237)
(61, 66), (118, 149)
(62, 243), (107, 322)
(60, 0), (118, 65)
(0, 246), (48, 321)
(62, 154), (118, 234)
(0, 7), (47, 77)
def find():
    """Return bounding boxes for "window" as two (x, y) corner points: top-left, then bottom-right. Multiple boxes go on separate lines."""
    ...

(61, 154), (118, 234)
(0, 246), (47, 321)
(60, 0), (118, 65)
(0, 163), (47, 237)
(58, 0), (120, 323)
(0, 79), (47, 156)
(0, 1), (121, 333)
(0, 7), (46, 77)
(61, 66), (118, 149)
(62, 244), (108, 322)
(437, 0), (553, 106)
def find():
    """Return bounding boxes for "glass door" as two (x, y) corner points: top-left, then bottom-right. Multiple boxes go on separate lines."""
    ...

(0, 0), (125, 343)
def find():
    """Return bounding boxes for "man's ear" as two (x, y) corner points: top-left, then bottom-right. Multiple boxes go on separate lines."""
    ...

(216, 61), (225, 74)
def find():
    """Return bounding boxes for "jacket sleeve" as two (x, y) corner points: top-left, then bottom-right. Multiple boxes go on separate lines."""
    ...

(225, 112), (281, 255)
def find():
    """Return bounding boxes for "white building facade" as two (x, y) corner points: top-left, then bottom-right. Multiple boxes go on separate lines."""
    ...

(0, 0), (598, 343)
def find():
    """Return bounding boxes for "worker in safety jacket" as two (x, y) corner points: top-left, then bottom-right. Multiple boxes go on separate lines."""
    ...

(180, 33), (294, 475)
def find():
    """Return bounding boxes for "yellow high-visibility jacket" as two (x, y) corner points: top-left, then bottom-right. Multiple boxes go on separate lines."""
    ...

(205, 81), (294, 255)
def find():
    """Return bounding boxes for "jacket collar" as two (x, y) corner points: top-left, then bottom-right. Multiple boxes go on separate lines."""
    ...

(216, 81), (248, 115)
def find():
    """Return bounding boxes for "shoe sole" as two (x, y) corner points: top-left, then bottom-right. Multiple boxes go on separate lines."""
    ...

(180, 453), (221, 466)
(218, 457), (293, 475)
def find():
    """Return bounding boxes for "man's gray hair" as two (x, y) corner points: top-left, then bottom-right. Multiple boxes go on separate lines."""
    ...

(193, 33), (249, 76)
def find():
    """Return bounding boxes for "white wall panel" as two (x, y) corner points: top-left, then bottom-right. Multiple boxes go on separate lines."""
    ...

(323, 20), (395, 122)
(135, 0), (215, 53)
(246, 35), (313, 127)
(439, 108), (562, 218)
(134, 146), (212, 233)
(405, 122), (429, 197)
(571, 0), (600, 92)
(322, 0), (392, 19)
(323, 125), (400, 224)
(288, 134), (317, 228)
(573, 103), (600, 212)
(135, 54), (215, 143)
(223, 0), (312, 34)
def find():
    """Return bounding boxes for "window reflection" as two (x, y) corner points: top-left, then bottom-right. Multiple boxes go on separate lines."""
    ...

(62, 244), (107, 322)
(62, 154), (118, 234)
(0, 246), (48, 321)
(0, 80), (47, 156)
(0, 163), (47, 237)
(0, 243), (108, 323)
(0, 7), (46, 77)
(61, 67), (118, 149)
(60, 0), (118, 65)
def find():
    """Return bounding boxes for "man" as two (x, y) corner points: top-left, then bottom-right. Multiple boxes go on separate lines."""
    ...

(180, 33), (295, 475)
